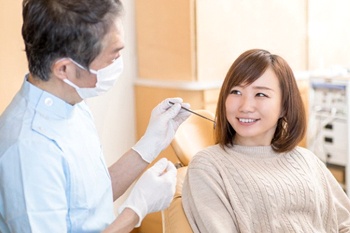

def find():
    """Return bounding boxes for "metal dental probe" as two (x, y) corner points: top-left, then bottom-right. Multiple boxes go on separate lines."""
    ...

(169, 101), (216, 125)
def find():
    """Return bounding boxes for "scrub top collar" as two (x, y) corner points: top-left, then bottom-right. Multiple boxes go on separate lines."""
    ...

(23, 74), (76, 119)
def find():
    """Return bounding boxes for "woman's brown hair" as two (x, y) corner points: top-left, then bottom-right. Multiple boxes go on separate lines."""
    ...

(215, 49), (306, 153)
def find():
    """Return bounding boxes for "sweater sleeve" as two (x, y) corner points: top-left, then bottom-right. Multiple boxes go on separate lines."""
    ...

(182, 153), (239, 233)
(319, 159), (350, 232)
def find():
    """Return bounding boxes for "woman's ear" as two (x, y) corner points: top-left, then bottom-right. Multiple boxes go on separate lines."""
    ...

(279, 108), (286, 119)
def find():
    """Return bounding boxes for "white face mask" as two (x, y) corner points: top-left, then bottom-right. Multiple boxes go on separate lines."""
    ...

(64, 56), (124, 99)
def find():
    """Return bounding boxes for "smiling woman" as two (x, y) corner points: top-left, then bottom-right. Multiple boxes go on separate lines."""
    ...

(182, 49), (350, 233)
(215, 49), (306, 153)
(225, 67), (282, 147)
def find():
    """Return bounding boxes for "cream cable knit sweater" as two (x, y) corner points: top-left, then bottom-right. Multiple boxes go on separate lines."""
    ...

(182, 145), (350, 233)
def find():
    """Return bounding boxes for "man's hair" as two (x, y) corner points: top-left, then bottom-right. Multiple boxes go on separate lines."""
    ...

(22, 0), (123, 81)
(215, 49), (306, 153)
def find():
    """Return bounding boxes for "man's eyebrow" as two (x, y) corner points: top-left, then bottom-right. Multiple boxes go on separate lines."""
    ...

(116, 45), (125, 52)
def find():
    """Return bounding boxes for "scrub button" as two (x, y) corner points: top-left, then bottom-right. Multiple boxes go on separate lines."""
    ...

(44, 97), (53, 106)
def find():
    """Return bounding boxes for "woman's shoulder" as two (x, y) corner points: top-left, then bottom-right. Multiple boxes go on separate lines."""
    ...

(291, 146), (324, 166)
(193, 144), (224, 157)
(293, 146), (318, 158)
(189, 144), (224, 166)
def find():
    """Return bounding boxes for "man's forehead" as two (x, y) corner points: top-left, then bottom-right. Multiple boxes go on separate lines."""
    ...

(101, 20), (125, 53)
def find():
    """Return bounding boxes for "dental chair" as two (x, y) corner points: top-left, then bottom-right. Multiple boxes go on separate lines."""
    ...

(162, 109), (216, 233)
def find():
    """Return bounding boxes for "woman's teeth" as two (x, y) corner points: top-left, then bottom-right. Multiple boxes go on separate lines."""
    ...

(239, 118), (256, 123)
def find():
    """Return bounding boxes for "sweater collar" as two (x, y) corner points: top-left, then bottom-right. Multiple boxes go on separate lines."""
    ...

(228, 144), (282, 159)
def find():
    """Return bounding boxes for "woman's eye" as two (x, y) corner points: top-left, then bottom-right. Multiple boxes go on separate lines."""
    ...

(256, 93), (268, 97)
(230, 90), (241, 95)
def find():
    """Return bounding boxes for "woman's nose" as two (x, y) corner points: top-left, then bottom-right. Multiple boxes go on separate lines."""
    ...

(239, 95), (254, 112)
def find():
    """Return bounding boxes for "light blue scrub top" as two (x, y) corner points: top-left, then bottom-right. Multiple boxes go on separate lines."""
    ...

(0, 76), (114, 232)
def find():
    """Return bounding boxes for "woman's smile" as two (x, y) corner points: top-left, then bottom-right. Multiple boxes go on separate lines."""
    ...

(237, 117), (259, 123)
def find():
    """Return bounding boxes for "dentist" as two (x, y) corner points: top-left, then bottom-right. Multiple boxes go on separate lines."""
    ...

(0, 0), (190, 232)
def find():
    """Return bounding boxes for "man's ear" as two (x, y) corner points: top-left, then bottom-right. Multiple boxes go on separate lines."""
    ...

(52, 58), (73, 81)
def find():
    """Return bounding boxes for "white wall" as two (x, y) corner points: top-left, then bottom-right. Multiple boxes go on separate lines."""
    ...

(308, 0), (350, 71)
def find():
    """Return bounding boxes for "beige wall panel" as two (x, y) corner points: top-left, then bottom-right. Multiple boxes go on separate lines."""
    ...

(308, 0), (350, 70)
(0, 0), (28, 113)
(196, 0), (308, 82)
(135, 0), (196, 81)
(203, 89), (220, 103)
(134, 85), (206, 139)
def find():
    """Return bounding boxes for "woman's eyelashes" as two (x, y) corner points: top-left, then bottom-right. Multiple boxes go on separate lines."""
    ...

(256, 92), (269, 98)
(229, 89), (241, 95)
(229, 89), (269, 98)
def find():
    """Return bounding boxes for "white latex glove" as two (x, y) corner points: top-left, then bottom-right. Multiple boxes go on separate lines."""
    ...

(118, 158), (177, 227)
(132, 97), (191, 163)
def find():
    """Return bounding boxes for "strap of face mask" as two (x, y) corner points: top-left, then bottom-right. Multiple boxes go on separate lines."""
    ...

(63, 78), (80, 89)
(69, 58), (98, 75)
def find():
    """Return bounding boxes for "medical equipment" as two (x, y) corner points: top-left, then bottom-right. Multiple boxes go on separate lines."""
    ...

(308, 75), (350, 194)
(169, 101), (216, 126)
